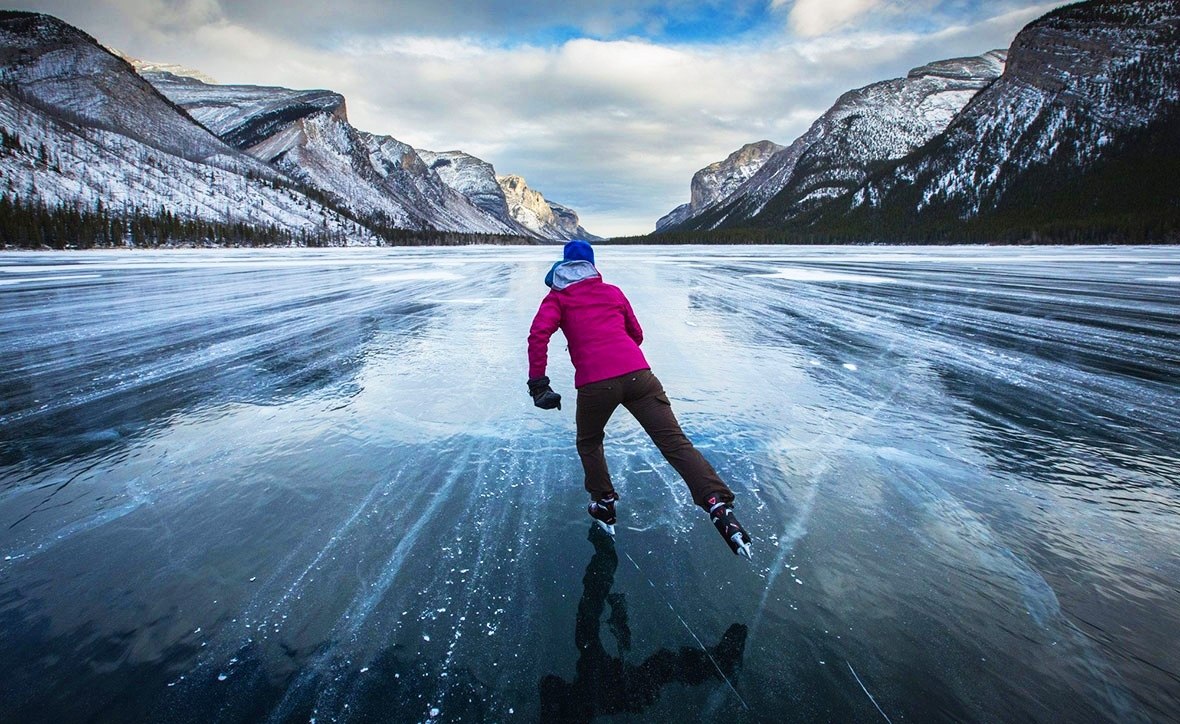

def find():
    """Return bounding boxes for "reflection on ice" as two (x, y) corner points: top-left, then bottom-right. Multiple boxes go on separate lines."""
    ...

(540, 525), (749, 720)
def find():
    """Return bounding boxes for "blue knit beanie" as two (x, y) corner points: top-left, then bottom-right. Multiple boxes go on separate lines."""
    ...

(563, 240), (594, 265)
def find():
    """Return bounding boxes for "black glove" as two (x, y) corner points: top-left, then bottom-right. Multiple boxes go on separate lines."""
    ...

(527, 376), (562, 410)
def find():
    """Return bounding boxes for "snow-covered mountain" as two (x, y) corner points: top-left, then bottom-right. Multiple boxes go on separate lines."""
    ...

(497, 174), (600, 240)
(113, 50), (217, 84)
(656, 140), (783, 231)
(141, 64), (598, 240)
(816, 0), (1180, 239)
(656, 0), (1179, 243)
(0, 11), (373, 243)
(661, 50), (1006, 232)
(141, 70), (524, 235)
(416, 150), (521, 230)
(1, 10), (596, 245)
(414, 150), (599, 240)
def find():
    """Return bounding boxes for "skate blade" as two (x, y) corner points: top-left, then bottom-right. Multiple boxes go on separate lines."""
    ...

(595, 519), (616, 536)
(732, 534), (752, 560)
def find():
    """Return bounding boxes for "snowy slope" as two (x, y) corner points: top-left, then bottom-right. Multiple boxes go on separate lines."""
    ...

(415, 149), (528, 234)
(496, 174), (598, 240)
(414, 149), (598, 239)
(0, 11), (373, 243)
(838, 0), (1180, 222)
(143, 70), (344, 151)
(143, 71), (524, 235)
(0, 13), (269, 174)
(656, 140), (783, 231)
(665, 51), (1006, 231)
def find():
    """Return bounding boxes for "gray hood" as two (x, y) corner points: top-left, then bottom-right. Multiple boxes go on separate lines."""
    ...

(547, 260), (600, 291)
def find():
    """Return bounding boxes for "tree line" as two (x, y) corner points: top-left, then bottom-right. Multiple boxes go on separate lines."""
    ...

(0, 195), (540, 249)
(0, 196), (331, 248)
(1, 122), (539, 248)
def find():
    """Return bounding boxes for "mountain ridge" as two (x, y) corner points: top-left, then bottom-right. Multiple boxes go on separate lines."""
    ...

(658, 50), (1007, 233)
(790, 0), (1180, 242)
(137, 65), (598, 241)
(0, 10), (381, 247)
(644, 0), (1178, 244)
(0, 11), (597, 246)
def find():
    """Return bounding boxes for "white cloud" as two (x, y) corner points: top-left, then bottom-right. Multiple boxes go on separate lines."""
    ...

(783, 0), (886, 37)
(340, 35), (489, 61)
(106, 0), (224, 35)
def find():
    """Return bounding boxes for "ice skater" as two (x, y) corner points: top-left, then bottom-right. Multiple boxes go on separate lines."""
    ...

(526, 240), (751, 558)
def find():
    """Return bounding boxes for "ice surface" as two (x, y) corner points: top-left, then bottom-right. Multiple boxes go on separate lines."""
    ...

(0, 273), (102, 285)
(754, 268), (893, 284)
(0, 245), (1177, 722)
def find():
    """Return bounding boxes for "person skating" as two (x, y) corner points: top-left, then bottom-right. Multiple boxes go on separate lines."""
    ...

(526, 240), (751, 558)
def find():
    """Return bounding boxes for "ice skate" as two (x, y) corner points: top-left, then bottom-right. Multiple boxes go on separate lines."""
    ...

(706, 495), (751, 559)
(588, 492), (619, 536)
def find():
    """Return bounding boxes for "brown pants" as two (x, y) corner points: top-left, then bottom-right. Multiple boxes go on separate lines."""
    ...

(575, 369), (733, 508)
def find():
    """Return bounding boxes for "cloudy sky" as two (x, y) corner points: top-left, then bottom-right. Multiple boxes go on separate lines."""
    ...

(21, 0), (1063, 236)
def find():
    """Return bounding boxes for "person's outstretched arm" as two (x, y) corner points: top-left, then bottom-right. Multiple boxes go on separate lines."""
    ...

(527, 294), (563, 410)
(528, 294), (561, 379)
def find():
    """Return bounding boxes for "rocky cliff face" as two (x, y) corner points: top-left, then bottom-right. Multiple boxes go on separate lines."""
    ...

(663, 50), (1006, 232)
(0, 11), (601, 244)
(656, 140), (783, 231)
(143, 71), (523, 234)
(0, 11), (372, 242)
(0, 12), (269, 170)
(859, 0), (1180, 215)
(546, 200), (599, 241)
(416, 149), (525, 233)
(415, 152), (599, 239)
(802, 0), (1180, 242)
(497, 174), (599, 240)
(115, 51), (217, 84)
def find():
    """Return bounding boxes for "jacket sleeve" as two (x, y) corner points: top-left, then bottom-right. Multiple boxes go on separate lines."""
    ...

(621, 291), (643, 346)
(527, 293), (562, 379)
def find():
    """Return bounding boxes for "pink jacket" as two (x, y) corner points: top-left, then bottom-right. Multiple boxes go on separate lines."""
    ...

(528, 263), (649, 388)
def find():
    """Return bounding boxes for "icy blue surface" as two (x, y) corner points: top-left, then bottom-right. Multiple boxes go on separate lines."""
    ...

(1, 245), (1178, 722)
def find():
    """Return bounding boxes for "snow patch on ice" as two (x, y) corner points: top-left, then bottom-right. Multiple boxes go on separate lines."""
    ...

(0, 274), (102, 285)
(366, 271), (464, 283)
(753, 268), (893, 284)
(422, 297), (497, 305)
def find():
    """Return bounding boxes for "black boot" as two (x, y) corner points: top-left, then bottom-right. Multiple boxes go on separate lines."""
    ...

(706, 495), (751, 559)
(588, 491), (619, 536)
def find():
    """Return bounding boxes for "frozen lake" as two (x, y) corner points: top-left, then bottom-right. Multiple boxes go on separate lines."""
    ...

(1, 245), (1178, 722)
